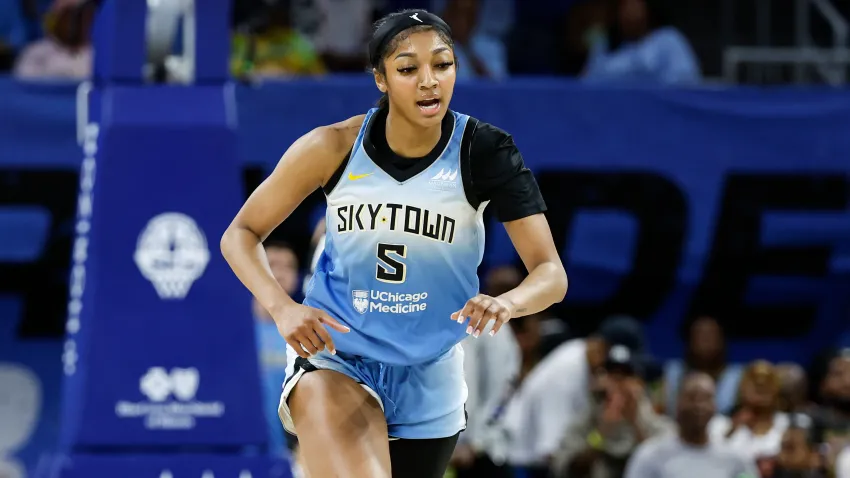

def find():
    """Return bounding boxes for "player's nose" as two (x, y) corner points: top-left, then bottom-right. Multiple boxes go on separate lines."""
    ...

(418, 66), (438, 90)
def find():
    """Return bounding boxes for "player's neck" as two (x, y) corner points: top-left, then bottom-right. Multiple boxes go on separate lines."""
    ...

(384, 109), (442, 159)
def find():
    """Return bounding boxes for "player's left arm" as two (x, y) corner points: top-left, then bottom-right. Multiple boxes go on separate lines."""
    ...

(452, 122), (567, 337)
(460, 215), (567, 337)
(498, 213), (568, 315)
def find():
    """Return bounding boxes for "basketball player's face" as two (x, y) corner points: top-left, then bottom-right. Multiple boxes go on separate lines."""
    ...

(379, 30), (456, 127)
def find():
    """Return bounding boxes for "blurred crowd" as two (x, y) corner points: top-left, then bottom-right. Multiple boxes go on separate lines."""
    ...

(252, 220), (850, 478)
(0, 0), (701, 85)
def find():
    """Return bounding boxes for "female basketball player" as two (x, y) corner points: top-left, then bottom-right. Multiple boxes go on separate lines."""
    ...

(221, 9), (568, 478)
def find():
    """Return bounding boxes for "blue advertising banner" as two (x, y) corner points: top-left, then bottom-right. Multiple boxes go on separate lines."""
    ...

(1, 76), (849, 473)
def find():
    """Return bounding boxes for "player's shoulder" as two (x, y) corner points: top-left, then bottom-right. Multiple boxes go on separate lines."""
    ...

(454, 114), (519, 170)
(283, 115), (365, 186)
(456, 112), (514, 147)
(304, 114), (366, 157)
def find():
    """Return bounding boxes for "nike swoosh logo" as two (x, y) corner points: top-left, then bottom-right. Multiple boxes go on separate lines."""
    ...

(348, 172), (373, 181)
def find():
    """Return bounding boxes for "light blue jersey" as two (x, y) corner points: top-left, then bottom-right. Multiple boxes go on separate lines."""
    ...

(303, 108), (487, 365)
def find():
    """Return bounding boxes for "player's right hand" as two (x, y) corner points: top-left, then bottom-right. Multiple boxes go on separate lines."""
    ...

(271, 303), (350, 358)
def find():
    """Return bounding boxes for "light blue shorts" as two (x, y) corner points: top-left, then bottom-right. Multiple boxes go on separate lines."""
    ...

(278, 343), (467, 440)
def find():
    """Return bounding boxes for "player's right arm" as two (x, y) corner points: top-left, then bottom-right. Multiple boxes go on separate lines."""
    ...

(220, 118), (362, 357)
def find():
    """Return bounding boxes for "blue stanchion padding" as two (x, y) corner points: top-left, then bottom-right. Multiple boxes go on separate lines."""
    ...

(59, 84), (267, 449)
(91, 0), (145, 83)
(92, 0), (230, 83)
(39, 453), (292, 478)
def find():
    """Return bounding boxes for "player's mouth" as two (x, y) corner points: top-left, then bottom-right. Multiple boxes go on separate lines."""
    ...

(416, 98), (441, 116)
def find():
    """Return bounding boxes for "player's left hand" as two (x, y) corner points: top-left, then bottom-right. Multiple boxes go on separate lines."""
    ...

(451, 294), (515, 338)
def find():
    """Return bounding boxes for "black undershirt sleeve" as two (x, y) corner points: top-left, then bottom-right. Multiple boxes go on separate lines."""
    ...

(468, 121), (547, 222)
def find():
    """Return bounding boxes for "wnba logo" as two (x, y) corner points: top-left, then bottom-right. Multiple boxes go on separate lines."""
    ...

(134, 212), (210, 300)
(428, 167), (458, 191)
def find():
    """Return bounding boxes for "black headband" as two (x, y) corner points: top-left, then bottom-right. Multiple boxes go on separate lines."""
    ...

(368, 10), (452, 68)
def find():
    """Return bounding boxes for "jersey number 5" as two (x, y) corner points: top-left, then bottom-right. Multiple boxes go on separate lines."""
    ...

(376, 243), (407, 284)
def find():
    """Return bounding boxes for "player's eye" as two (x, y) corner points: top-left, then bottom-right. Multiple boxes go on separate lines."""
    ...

(436, 62), (454, 69)
(397, 66), (416, 74)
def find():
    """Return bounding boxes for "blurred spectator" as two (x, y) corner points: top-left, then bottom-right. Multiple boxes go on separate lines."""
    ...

(231, 0), (325, 79)
(510, 313), (544, 394)
(662, 315), (743, 417)
(437, 0), (509, 80)
(625, 372), (758, 478)
(501, 315), (646, 474)
(291, 0), (373, 73)
(777, 362), (813, 416)
(557, 0), (608, 76)
(837, 445), (850, 478)
(483, 265), (523, 311)
(762, 424), (826, 478)
(431, 0), (514, 38)
(253, 240), (301, 457)
(551, 344), (673, 478)
(810, 351), (850, 473)
(0, 0), (34, 71)
(13, 0), (93, 80)
(582, 0), (699, 85)
(451, 265), (523, 478)
(709, 360), (789, 460)
(537, 312), (571, 358)
(232, 0), (270, 28)
(505, 1), (574, 75)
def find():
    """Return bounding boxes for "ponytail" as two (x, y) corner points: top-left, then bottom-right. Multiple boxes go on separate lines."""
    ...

(376, 92), (389, 110)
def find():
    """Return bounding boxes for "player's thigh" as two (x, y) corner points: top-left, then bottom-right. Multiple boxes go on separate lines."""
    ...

(389, 433), (459, 478)
(289, 369), (392, 478)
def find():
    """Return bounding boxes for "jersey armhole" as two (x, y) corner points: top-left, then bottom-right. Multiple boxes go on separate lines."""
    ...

(322, 147), (353, 196)
(460, 117), (481, 210)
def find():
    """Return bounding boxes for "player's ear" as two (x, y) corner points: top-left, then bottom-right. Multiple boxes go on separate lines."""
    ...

(373, 68), (387, 94)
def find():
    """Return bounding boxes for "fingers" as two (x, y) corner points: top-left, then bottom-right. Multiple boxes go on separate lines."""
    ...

(456, 295), (512, 338)
(490, 316), (509, 336)
(295, 329), (321, 355)
(303, 329), (326, 354)
(454, 296), (484, 329)
(313, 319), (337, 355)
(283, 311), (349, 358)
(284, 337), (311, 359)
(466, 297), (492, 337)
(319, 314), (351, 333)
(452, 300), (474, 325)
(474, 301), (507, 337)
